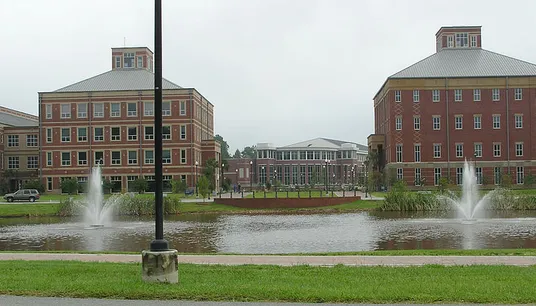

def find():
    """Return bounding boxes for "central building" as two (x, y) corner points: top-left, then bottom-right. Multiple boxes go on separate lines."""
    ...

(39, 47), (220, 193)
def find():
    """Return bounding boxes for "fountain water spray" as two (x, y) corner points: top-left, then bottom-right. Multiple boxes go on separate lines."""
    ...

(438, 160), (497, 220)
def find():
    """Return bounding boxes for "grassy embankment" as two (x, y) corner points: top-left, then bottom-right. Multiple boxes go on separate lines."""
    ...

(0, 260), (535, 304)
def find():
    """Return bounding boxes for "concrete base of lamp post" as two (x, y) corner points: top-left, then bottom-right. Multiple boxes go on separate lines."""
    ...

(141, 249), (178, 283)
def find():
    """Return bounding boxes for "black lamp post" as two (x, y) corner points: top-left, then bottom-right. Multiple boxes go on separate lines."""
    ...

(261, 166), (265, 187)
(474, 151), (478, 183)
(235, 169), (238, 188)
(149, 0), (168, 252)
(274, 169), (277, 192)
(324, 159), (328, 193)
(221, 163), (224, 193)
(249, 160), (253, 191)
(195, 160), (198, 196)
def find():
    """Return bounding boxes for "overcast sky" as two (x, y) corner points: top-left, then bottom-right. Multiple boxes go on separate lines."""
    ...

(2, 0), (536, 153)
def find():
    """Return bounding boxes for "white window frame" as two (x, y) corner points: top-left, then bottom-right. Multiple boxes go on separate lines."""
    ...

(124, 52), (135, 68)
(111, 151), (122, 165)
(413, 116), (420, 131)
(434, 168), (441, 186)
(514, 88), (523, 100)
(455, 33), (468, 47)
(111, 127), (121, 141)
(180, 101), (186, 115)
(432, 89), (440, 102)
(414, 168), (422, 186)
(455, 115), (463, 130)
(413, 90), (419, 102)
(145, 126), (154, 140)
(414, 144), (421, 162)
(395, 116), (402, 131)
(473, 115), (481, 129)
(60, 104), (71, 119)
(516, 142), (523, 157)
(454, 89), (462, 102)
(115, 56), (121, 68)
(470, 35), (477, 47)
(492, 115), (500, 129)
(128, 150), (138, 165)
(395, 144), (403, 163)
(46, 128), (52, 143)
(163, 149), (171, 164)
(455, 143), (463, 158)
(110, 103), (121, 117)
(93, 127), (104, 142)
(474, 143), (482, 158)
(77, 127), (87, 142)
(515, 114), (523, 129)
(128, 127), (138, 141)
(46, 152), (53, 166)
(162, 125), (171, 140)
(77, 103), (87, 118)
(61, 152), (71, 166)
(8, 156), (19, 169)
(394, 90), (401, 102)
(432, 116), (440, 130)
(93, 103), (104, 118)
(433, 143), (441, 158)
(26, 135), (38, 147)
(180, 125), (186, 140)
(78, 151), (87, 166)
(473, 89), (481, 101)
(517, 166), (524, 184)
(46, 104), (52, 119)
(180, 149), (187, 164)
(162, 101), (171, 116)
(493, 143), (501, 157)
(94, 151), (104, 165)
(145, 150), (154, 164)
(492, 88), (500, 101)
(396, 168), (403, 180)
(137, 56), (143, 68)
(127, 102), (137, 117)
(61, 128), (70, 142)
(447, 35), (454, 48)
(144, 102), (154, 116)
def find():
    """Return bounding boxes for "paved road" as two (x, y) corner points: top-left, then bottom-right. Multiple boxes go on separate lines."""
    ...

(2, 253), (536, 266)
(0, 296), (523, 306)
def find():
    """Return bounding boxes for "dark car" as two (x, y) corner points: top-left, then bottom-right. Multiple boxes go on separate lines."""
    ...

(3, 189), (40, 202)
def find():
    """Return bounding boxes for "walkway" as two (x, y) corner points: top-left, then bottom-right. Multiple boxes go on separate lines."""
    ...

(1, 253), (536, 266)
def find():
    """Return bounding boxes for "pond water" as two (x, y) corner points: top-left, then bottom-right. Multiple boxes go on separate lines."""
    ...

(1, 211), (536, 253)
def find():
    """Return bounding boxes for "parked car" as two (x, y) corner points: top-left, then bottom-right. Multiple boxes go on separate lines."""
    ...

(3, 189), (40, 202)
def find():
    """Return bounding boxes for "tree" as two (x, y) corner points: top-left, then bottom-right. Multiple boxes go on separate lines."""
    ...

(102, 179), (115, 194)
(233, 149), (241, 158)
(500, 172), (512, 189)
(437, 177), (450, 194)
(241, 145), (256, 158)
(61, 179), (79, 195)
(214, 134), (230, 160)
(131, 178), (148, 194)
(171, 179), (187, 194)
(197, 176), (210, 201)
(203, 158), (219, 192)
(524, 173), (536, 188)
(23, 179), (45, 193)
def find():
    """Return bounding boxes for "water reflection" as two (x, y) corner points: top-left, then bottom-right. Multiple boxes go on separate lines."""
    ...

(1, 211), (536, 253)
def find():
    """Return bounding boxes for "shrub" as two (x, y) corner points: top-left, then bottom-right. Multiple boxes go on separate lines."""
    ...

(130, 178), (148, 194)
(171, 179), (187, 194)
(61, 179), (79, 195)
(23, 179), (45, 193)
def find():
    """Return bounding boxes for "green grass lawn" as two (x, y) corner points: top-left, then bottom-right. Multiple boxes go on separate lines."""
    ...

(0, 204), (61, 217)
(0, 260), (535, 303)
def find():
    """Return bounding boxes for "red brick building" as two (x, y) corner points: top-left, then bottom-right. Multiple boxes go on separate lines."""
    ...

(370, 26), (536, 187)
(39, 47), (220, 193)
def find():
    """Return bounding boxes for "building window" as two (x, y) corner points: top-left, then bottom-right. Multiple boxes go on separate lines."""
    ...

(414, 168), (422, 186)
(47, 177), (53, 191)
(517, 167), (524, 184)
(162, 101), (171, 116)
(137, 56), (143, 68)
(75, 127), (86, 142)
(454, 89), (462, 102)
(180, 125), (187, 140)
(456, 143), (463, 158)
(432, 89), (440, 102)
(470, 35), (477, 47)
(109, 127), (120, 141)
(455, 115), (463, 129)
(78, 152), (87, 166)
(94, 152), (104, 165)
(128, 127), (137, 141)
(494, 167), (501, 185)
(473, 89), (481, 101)
(414, 144), (421, 162)
(7, 135), (18, 147)
(61, 128), (70, 142)
(128, 151), (137, 164)
(93, 103), (104, 118)
(432, 116), (440, 130)
(144, 126), (154, 140)
(111, 151), (121, 165)
(474, 143), (482, 158)
(180, 101), (186, 115)
(396, 144), (402, 163)
(124, 52), (135, 68)
(145, 150), (154, 164)
(127, 102), (137, 116)
(110, 103), (120, 117)
(413, 90), (419, 102)
(516, 142), (523, 157)
(163, 149), (171, 164)
(395, 90), (401, 102)
(473, 115), (481, 129)
(180, 149), (187, 164)
(514, 88), (522, 100)
(492, 115), (500, 129)
(61, 104), (71, 118)
(515, 114), (523, 128)
(115, 56), (121, 68)
(455, 33), (468, 47)
(493, 143), (501, 157)
(434, 168), (441, 186)
(144, 102), (154, 116)
(162, 126), (171, 140)
(492, 88), (500, 101)
(395, 116), (402, 130)
(46, 128), (52, 143)
(46, 152), (52, 166)
(476, 167), (482, 185)
(8, 156), (19, 169)
(26, 135), (38, 147)
(46, 104), (52, 119)
(433, 143), (441, 158)
(77, 103), (87, 118)
(447, 35), (454, 48)
(413, 116), (420, 130)
(396, 168), (403, 180)
(456, 167), (463, 185)
(61, 152), (71, 166)
(94, 127), (104, 141)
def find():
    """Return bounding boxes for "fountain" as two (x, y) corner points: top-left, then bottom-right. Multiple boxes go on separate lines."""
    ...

(438, 160), (498, 220)
(76, 166), (123, 227)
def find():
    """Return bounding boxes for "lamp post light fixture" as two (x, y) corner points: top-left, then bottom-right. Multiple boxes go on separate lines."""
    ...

(249, 160), (253, 191)
(221, 163), (225, 193)
(261, 166), (265, 187)
(273, 169), (277, 192)
(195, 160), (199, 196)
(235, 169), (238, 190)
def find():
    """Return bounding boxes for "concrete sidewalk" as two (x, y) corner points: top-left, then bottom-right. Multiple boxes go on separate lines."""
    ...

(1, 253), (536, 266)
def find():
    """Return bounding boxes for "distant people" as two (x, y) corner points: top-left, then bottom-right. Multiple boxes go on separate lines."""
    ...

(238, 184), (241, 192)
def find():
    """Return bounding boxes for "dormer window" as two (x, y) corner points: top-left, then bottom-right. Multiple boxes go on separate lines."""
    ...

(115, 56), (121, 68)
(455, 33), (468, 47)
(447, 35), (454, 48)
(124, 52), (135, 68)
(470, 35), (477, 47)
(137, 56), (143, 68)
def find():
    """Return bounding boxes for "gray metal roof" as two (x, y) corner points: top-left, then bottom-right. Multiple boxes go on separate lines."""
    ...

(390, 49), (536, 79)
(54, 69), (182, 92)
(281, 137), (367, 151)
(0, 112), (38, 127)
